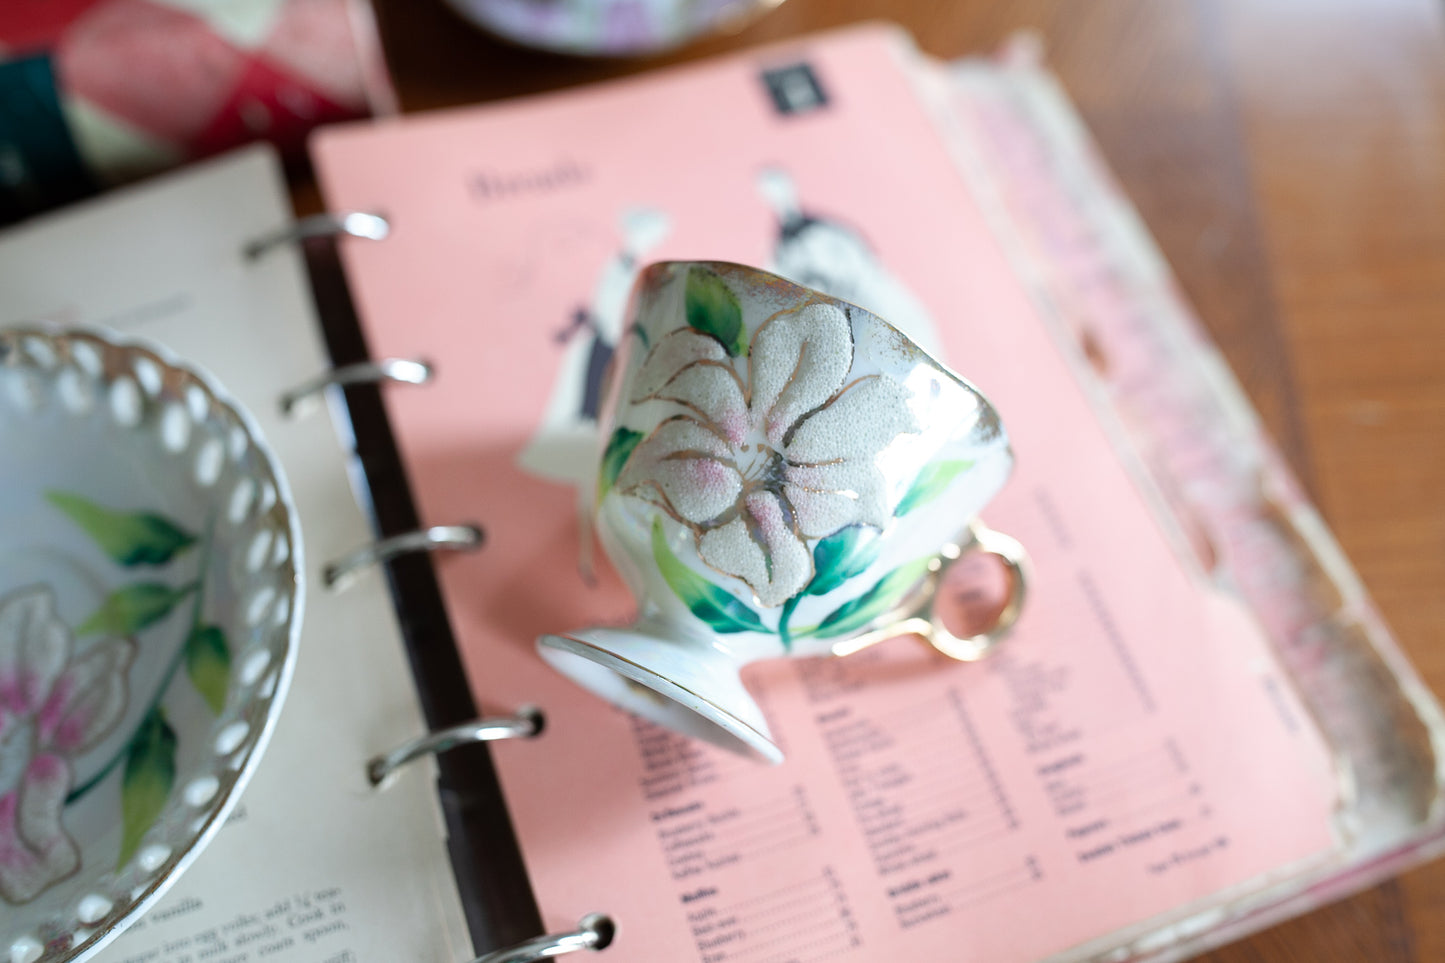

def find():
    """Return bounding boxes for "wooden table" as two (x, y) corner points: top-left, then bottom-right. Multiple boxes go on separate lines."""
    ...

(349, 0), (1445, 959)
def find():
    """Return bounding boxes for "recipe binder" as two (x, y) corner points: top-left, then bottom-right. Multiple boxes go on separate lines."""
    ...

(1, 21), (1441, 963)
(301, 22), (1444, 963)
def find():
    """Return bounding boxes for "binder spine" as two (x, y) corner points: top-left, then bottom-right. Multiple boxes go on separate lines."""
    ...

(256, 210), (616, 960)
(466, 914), (615, 963)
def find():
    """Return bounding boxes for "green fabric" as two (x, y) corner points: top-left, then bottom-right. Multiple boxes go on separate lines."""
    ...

(0, 54), (96, 224)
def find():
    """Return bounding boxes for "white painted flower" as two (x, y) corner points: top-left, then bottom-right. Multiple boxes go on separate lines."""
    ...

(618, 300), (917, 606)
(0, 587), (134, 903)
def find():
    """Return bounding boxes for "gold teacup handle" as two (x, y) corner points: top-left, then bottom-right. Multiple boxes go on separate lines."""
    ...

(830, 521), (1029, 662)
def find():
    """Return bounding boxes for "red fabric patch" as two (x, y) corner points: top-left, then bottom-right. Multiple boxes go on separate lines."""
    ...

(189, 55), (356, 159)
(0, 0), (107, 53)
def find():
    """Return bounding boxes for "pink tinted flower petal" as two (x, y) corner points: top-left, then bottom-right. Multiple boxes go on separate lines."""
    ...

(0, 755), (79, 904)
(744, 492), (813, 606)
(748, 302), (852, 448)
(630, 328), (728, 401)
(17, 755), (77, 872)
(698, 493), (813, 607)
(0, 792), (28, 901)
(38, 638), (135, 754)
(0, 675), (34, 721)
(649, 362), (749, 446)
(0, 588), (70, 718)
(783, 486), (865, 539)
(785, 460), (890, 533)
(698, 516), (768, 594)
(0, 717), (31, 798)
(618, 418), (742, 525)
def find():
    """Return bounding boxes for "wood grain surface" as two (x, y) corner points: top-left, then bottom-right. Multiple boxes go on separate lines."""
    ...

(328, 0), (1445, 958)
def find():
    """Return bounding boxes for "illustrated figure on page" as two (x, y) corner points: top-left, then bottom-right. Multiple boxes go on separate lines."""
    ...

(757, 166), (944, 357)
(518, 206), (672, 485)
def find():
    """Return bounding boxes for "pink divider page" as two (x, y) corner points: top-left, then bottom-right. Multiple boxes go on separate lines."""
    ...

(312, 24), (1342, 962)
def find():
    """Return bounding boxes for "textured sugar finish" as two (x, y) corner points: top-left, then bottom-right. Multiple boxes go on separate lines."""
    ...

(618, 294), (919, 607)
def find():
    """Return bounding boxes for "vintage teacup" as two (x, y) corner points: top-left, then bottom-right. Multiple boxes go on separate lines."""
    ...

(538, 262), (1026, 762)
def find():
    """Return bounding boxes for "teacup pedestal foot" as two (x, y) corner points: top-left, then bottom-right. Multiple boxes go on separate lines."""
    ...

(538, 627), (782, 764)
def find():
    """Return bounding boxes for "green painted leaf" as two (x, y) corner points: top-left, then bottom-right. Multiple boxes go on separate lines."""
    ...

(811, 558), (933, 639)
(598, 427), (644, 501)
(777, 593), (803, 653)
(118, 708), (176, 868)
(630, 320), (651, 350)
(651, 518), (766, 634)
(46, 491), (196, 567)
(895, 459), (976, 516)
(806, 526), (881, 597)
(78, 583), (194, 637)
(185, 625), (230, 715)
(685, 267), (747, 357)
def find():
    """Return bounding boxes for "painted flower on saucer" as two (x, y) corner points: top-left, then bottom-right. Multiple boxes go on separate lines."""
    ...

(0, 587), (134, 903)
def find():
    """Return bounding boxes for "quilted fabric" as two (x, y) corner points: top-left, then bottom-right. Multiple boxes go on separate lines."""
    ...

(0, 0), (388, 219)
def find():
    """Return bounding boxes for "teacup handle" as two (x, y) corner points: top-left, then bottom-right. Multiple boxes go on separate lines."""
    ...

(830, 521), (1030, 662)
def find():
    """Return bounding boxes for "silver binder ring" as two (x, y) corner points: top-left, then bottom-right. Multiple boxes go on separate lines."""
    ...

(244, 211), (390, 259)
(323, 524), (483, 590)
(275, 354), (430, 410)
(279, 357), (434, 416)
(466, 914), (615, 963)
(368, 706), (544, 787)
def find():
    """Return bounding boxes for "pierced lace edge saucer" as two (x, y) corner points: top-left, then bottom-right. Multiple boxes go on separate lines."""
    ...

(0, 325), (303, 963)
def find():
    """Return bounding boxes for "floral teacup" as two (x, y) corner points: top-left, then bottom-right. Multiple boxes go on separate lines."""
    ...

(538, 263), (1025, 762)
